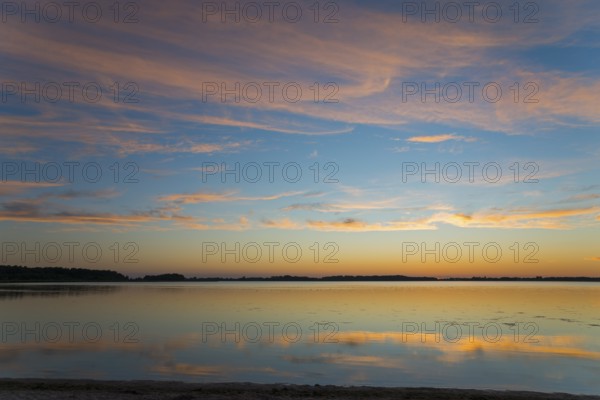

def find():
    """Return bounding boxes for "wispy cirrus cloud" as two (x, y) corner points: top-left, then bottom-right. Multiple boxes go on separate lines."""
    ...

(307, 218), (435, 232)
(2, 194), (598, 233)
(2, 0), (599, 145)
(158, 191), (305, 205)
(559, 193), (600, 203)
(261, 216), (435, 232)
(0, 181), (64, 196)
(0, 196), (254, 231)
(175, 216), (251, 231)
(283, 201), (452, 213)
(110, 138), (254, 156)
(265, 205), (600, 232)
(431, 206), (600, 229)
(261, 218), (303, 230)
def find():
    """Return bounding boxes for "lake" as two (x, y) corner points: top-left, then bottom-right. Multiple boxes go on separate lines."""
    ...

(1, 282), (599, 394)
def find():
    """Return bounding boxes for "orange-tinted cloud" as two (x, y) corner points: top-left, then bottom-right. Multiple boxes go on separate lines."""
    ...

(261, 218), (302, 230)
(158, 191), (304, 205)
(407, 134), (476, 143)
(275, 205), (600, 232)
(307, 218), (435, 232)
(1, 0), (599, 143)
(431, 206), (600, 229)
(0, 181), (63, 196)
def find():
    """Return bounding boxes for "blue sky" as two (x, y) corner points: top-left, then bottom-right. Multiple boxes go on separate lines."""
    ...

(1, 0), (599, 276)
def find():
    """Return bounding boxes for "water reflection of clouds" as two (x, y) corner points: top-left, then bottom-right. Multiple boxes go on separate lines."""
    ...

(283, 353), (405, 369)
(2, 283), (599, 393)
(2, 329), (598, 379)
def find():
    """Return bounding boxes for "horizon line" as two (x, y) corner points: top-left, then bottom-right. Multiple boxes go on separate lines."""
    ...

(2, 265), (600, 282)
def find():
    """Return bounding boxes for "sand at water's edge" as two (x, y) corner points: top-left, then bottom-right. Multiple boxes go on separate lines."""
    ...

(0, 379), (599, 400)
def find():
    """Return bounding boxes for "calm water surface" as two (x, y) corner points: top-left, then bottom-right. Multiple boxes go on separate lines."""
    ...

(1, 282), (599, 394)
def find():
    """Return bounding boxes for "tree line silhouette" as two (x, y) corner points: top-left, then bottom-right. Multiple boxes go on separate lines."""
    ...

(1, 265), (599, 282)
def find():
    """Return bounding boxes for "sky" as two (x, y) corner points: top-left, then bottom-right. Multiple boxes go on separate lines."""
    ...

(1, 0), (599, 277)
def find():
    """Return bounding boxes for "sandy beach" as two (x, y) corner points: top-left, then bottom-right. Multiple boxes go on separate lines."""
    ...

(0, 380), (598, 400)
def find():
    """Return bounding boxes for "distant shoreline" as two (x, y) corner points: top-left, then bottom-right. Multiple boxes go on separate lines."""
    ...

(1, 265), (600, 283)
(0, 379), (598, 400)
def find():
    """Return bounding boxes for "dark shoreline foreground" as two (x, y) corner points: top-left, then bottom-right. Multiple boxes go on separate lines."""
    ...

(0, 380), (598, 400)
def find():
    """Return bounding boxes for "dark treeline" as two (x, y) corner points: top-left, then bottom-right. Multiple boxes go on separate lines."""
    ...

(1, 265), (600, 282)
(186, 275), (438, 282)
(0, 265), (128, 282)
